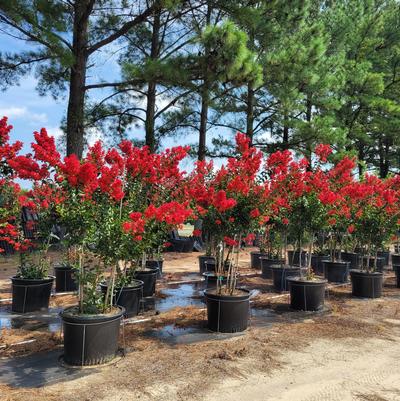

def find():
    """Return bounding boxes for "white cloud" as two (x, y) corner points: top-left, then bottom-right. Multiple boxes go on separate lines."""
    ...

(0, 106), (27, 118)
(0, 106), (48, 124)
(45, 125), (64, 139)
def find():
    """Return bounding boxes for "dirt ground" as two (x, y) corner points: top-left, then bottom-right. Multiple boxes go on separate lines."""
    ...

(1, 249), (400, 401)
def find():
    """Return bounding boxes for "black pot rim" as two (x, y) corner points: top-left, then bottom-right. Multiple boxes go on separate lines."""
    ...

(324, 261), (349, 265)
(260, 256), (284, 261)
(204, 288), (250, 301)
(198, 255), (215, 259)
(270, 265), (300, 271)
(54, 264), (74, 270)
(146, 258), (164, 262)
(250, 251), (266, 255)
(287, 277), (327, 285)
(134, 267), (158, 275)
(60, 305), (125, 322)
(100, 279), (144, 290)
(11, 275), (55, 283)
(202, 271), (228, 279)
(349, 269), (383, 276)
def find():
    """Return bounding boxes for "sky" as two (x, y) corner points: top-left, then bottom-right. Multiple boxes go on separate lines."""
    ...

(0, 34), (65, 153)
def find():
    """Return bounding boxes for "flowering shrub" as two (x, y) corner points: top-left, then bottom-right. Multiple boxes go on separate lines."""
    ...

(350, 174), (400, 269)
(4, 114), (400, 296)
(6, 122), (193, 312)
(186, 133), (266, 292)
(0, 117), (30, 254)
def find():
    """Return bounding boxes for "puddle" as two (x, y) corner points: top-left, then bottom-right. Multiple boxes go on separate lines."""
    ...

(142, 282), (205, 313)
(0, 306), (62, 333)
(145, 323), (244, 345)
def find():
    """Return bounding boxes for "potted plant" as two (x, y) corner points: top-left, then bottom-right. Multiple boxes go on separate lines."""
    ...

(131, 202), (193, 296)
(350, 174), (400, 298)
(267, 146), (331, 306)
(54, 246), (78, 293)
(316, 154), (361, 284)
(5, 122), (59, 313)
(188, 133), (263, 332)
(11, 131), (128, 365)
(258, 222), (286, 279)
(264, 149), (306, 293)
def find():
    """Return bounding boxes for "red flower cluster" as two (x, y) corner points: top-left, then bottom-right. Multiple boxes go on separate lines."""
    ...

(145, 202), (192, 225)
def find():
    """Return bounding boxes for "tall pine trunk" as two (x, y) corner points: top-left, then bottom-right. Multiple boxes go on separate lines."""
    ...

(305, 96), (312, 167)
(357, 143), (365, 177)
(145, 8), (161, 152)
(197, 2), (212, 161)
(198, 85), (209, 161)
(282, 112), (289, 148)
(66, 1), (90, 158)
(378, 136), (390, 178)
(246, 82), (254, 145)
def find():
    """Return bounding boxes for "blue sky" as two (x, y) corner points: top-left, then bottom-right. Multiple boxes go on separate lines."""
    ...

(0, 34), (65, 153)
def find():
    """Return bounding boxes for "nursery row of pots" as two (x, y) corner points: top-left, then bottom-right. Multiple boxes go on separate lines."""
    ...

(253, 251), (400, 309)
(8, 250), (400, 367)
(10, 263), (161, 366)
(11, 262), (162, 314)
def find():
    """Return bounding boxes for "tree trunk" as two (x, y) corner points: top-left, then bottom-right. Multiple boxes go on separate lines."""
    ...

(358, 143), (365, 177)
(197, 2), (212, 161)
(246, 82), (254, 145)
(282, 112), (289, 149)
(378, 136), (390, 178)
(66, 1), (90, 158)
(145, 8), (161, 152)
(198, 87), (209, 161)
(305, 96), (312, 168)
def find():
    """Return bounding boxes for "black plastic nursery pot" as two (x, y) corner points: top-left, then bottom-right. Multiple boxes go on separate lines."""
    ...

(198, 255), (216, 274)
(341, 252), (359, 270)
(361, 256), (386, 272)
(377, 251), (390, 267)
(203, 259), (230, 273)
(250, 251), (267, 269)
(11, 276), (54, 313)
(287, 277), (327, 311)
(350, 270), (383, 298)
(145, 259), (163, 274)
(392, 254), (400, 266)
(310, 255), (330, 275)
(133, 268), (158, 297)
(260, 257), (284, 279)
(287, 250), (308, 267)
(54, 265), (77, 292)
(271, 266), (301, 292)
(202, 271), (227, 289)
(100, 280), (144, 318)
(393, 265), (400, 288)
(204, 288), (250, 333)
(61, 306), (124, 366)
(323, 261), (349, 283)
